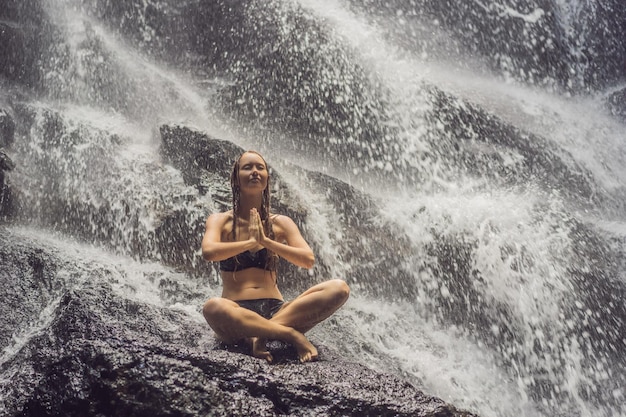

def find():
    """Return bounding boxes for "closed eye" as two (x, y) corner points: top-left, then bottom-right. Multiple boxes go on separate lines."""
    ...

(242, 164), (265, 170)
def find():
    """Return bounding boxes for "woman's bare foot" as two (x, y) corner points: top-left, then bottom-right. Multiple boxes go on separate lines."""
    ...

(291, 332), (318, 363)
(251, 337), (273, 363)
(246, 331), (317, 364)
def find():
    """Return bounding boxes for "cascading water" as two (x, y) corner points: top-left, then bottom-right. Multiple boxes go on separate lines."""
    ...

(1, 0), (624, 416)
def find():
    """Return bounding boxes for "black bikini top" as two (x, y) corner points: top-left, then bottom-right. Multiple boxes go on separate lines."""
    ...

(219, 248), (274, 272)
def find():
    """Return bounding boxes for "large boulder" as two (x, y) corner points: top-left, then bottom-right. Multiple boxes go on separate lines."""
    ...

(4, 100), (417, 298)
(0, 228), (477, 417)
(159, 124), (417, 298)
(423, 87), (616, 210)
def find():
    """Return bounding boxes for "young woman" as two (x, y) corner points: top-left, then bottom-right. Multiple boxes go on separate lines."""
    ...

(201, 151), (350, 363)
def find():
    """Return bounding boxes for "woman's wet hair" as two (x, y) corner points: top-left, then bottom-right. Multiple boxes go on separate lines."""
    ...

(230, 150), (277, 270)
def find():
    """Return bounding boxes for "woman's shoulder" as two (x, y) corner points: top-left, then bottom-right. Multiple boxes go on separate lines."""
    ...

(270, 213), (298, 231)
(206, 210), (233, 226)
(270, 213), (289, 223)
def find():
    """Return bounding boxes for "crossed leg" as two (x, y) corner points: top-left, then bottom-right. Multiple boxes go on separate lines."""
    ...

(203, 279), (350, 363)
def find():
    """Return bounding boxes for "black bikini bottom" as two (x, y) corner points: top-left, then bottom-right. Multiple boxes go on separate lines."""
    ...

(235, 298), (284, 319)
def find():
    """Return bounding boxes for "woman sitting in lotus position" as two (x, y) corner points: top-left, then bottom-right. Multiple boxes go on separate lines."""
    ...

(201, 150), (350, 363)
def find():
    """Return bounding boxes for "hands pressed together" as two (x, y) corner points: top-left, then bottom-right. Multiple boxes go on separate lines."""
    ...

(247, 208), (266, 245)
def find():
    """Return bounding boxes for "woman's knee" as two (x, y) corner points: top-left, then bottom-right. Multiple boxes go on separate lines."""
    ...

(202, 298), (229, 321)
(328, 279), (350, 303)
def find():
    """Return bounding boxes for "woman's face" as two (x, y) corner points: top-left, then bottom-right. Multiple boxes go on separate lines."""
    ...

(237, 152), (269, 193)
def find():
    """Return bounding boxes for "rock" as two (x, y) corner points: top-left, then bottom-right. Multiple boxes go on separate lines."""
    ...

(0, 149), (15, 172)
(0, 229), (477, 417)
(79, 0), (399, 173)
(349, 0), (570, 88)
(159, 124), (242, 200)
(424, 87), (607, 209)
(3, 105), (417, 298)
(159, 124), (417, 298)
(0, 0), (57, 91)
(346, 0), (626, 91)
(607, 88), (626, 122)
(0, 109), (16, 148)
(574, 0), (626, 88)
(0, 108), (16, 217)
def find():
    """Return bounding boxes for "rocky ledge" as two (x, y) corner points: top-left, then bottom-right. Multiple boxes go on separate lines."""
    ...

(0, 229), (477, 417)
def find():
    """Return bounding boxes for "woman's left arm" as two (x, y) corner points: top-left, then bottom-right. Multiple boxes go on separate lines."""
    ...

(250, 209), (315, 269)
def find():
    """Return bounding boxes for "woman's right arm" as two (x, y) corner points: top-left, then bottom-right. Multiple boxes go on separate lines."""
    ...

(201, 213), (256, 261)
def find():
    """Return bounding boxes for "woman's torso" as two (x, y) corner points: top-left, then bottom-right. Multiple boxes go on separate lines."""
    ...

(219, 212), (283, 301)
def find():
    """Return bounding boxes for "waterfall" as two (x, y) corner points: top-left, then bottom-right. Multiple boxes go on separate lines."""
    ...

(1, 0), (624, 416)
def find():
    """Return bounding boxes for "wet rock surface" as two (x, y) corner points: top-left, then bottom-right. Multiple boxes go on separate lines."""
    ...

(0, 229), (477, 417)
